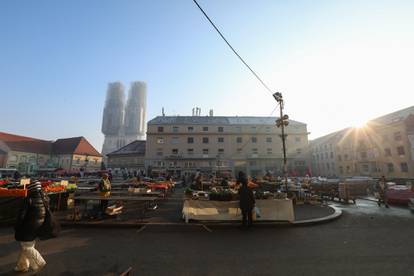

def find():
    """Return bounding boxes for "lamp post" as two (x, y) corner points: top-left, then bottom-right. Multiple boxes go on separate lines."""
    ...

(273, 92), (289, 193)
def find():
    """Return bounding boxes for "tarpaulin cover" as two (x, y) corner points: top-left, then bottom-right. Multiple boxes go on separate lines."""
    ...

(183, 199), (294, 222)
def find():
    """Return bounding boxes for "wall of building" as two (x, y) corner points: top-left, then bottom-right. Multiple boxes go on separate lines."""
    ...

(146, 120), (310, 177)
(310, 117), (414, 179)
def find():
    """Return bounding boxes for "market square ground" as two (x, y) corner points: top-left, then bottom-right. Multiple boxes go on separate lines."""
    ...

(0, 200), (413, 276)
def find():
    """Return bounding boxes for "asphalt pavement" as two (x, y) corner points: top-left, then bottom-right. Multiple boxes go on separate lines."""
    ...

(0, 199), (413, 276)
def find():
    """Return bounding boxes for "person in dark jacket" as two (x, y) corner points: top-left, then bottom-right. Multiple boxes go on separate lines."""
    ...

(238, 172), (255, 228)
(14, 182), (47, 272)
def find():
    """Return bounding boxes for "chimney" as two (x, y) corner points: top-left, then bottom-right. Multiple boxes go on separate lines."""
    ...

(209, 109), (214, 117)
(162, 107), (165, 117)
(192, 108), (195, 116)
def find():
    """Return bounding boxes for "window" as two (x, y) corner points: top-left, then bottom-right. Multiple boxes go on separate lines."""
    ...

(187, 137), (194, 144)
(202, 137), (209, 144)
(295, 137), (301, 143)
(296, 148), (302, 154)
(360, 152), (367, 159)
(76, 158), (80, 164)
(251, 126), (257, 131)
(382, 135), (388, 141)
(267, 148), (272, 155)
(251, 137), (257, 143)
(252, 148), (258, 154)
(171, 137), (179, 144)
(203, 126), (209, 131)
(339, 166), (343, 174)
(325, 152), (328, 159)
(9, 155), (17, 162)
(327, 163), (330, 170)
(187, 149), (194, 155)
(401, 162), (408, 172)
(387, 163), (394, 173)
(265, 127), (271, 132)
(157, 126), (164, 133)
(218, 127), (224, 132)
(218, 137), (224, 143)
(203, 149), (209, 154)
(362, 164), (369, 172)
(344, 154), (349, 160)
(156, 150), (163, 156)
(346, 166), (350, 173)
(188, 126), (194, 132)
(249, 161), (257, 166)
(235, 126), (242, 133)
(338, 155), (342, 161)
(397, 146), (405, 156)
(237, 148), (242, 154)
(385, 148), (392, 157)
(394, 132), (402, 141)
(157, 137), (164, 144)
(172, 126), (179, 133)
(236, 137), (242, 143)
(266, 137), (272, 143)
(218, 148), (224, 154)
(172, 149), (178, 155)
(330, 152), (334, 159)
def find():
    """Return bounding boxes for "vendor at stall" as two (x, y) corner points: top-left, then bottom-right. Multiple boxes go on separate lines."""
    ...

(98, 174), (111, 215)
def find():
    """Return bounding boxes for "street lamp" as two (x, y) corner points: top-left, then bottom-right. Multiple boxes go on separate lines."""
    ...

(273, 92), (289, 194)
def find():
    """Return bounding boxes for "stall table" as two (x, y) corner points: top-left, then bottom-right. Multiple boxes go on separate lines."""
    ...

(73, 195), (158, 220)
(183, 199), (294, 223)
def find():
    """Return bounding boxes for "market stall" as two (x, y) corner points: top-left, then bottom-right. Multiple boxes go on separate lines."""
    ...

(182, 199), (294, 223)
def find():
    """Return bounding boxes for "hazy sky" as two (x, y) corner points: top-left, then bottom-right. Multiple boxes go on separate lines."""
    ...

(1, 0), (414, 150)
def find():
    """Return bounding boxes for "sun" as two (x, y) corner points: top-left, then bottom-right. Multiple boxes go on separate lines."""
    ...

(353, 119), (367, 129)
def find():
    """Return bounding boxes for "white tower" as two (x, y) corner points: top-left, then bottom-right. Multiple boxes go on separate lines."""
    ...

(101, 82), (126, 157)
(124, 81), (147, 144)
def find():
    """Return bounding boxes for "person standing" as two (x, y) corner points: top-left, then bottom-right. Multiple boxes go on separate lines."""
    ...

(378, 175), (389, 208)
(98, 173), (112, 216)
(238, 172), (255, 228)
(14, 182), (47, 273)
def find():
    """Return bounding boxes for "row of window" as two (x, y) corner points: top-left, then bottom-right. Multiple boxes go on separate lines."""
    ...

(157, 136), (302, 144)
(156, 147), (302, 156)
(317, 162), (409, 174)
(157, 126), (280, 133)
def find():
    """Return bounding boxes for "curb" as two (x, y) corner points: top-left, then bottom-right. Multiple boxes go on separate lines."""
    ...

(292, 205), (342, 226)
(60, 205), (342, 229)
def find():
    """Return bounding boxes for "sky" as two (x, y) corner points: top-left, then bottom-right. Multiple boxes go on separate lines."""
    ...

(1, 0), (414, 150)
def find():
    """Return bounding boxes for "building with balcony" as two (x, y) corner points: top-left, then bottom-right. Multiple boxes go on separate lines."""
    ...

(145, 115), (310, 177)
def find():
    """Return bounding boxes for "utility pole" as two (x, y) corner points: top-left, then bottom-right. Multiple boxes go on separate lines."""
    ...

(273, 92), (289, 193)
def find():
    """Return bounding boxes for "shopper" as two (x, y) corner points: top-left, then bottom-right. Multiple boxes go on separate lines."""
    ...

(238, 172), (255, 228)
(377, 175), (389, 208)
(98, 173), (112, 216)
(14, 182), (47, 273)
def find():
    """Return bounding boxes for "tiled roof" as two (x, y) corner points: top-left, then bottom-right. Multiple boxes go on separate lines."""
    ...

(0, 132), (101, 157)
(53, 137), (102, 157)
(0, 132), (47, 142)
(0, 132), (52, 154)
(107, 140), (146, 156)
(148, 116), (306, 126)
(5, 140), (52, 154)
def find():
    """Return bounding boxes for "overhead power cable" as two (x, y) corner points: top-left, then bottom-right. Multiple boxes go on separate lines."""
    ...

(193, 0), (274, 95)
